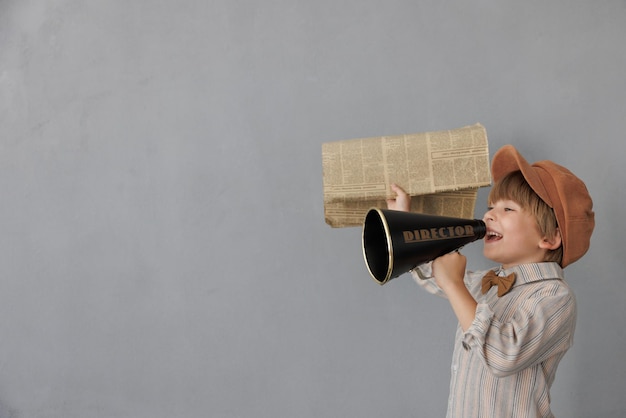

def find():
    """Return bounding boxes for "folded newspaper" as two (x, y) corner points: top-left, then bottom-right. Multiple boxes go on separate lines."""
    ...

(322, 123), (492, 227)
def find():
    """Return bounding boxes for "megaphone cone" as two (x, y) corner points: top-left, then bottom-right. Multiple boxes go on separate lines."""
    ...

(362, 208), (486, 285)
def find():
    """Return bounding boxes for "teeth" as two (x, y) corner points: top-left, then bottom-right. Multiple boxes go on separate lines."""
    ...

(487, 231), (502, 238)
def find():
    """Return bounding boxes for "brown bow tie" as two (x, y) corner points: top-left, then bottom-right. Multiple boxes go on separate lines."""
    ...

(481, 270), (516, 297)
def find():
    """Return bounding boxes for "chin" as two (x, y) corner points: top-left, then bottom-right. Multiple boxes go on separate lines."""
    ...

(483, 249), (506, 266)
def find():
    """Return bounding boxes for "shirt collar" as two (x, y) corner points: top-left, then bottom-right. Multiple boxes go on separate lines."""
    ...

(499, 262), (564, 286)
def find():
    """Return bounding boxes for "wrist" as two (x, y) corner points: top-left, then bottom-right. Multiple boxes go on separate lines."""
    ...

(439, 277), (466, 294)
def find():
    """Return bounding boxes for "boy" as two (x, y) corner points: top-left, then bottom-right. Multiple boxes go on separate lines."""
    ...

(386, 145), (594, 417)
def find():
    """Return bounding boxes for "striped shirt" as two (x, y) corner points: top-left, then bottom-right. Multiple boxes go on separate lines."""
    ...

(412, 262), (576, 418)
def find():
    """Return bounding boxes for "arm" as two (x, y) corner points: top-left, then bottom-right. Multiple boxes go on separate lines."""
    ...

(432, 252), (477, 331)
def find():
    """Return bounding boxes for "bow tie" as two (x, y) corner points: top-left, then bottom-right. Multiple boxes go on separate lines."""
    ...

(481, 270), (517, 297)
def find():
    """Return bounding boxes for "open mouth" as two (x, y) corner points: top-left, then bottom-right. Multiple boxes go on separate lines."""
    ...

(485, 230), (503, 243)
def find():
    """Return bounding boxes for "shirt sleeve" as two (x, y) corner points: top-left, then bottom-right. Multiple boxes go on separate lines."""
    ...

(461, 282), (576, 377)
(410, 261), (447, 298)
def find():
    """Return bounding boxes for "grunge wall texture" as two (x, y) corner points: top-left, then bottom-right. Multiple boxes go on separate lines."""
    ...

(1, 1), (624, 417)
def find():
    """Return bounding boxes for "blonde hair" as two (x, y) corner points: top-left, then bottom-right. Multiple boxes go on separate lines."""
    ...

(488, 170), (563, 264)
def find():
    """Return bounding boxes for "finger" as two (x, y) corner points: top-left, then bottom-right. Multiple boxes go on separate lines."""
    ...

(390, 183), (406, 195)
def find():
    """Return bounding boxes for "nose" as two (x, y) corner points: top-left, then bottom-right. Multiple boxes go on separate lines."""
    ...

(483, 208), (494, 222)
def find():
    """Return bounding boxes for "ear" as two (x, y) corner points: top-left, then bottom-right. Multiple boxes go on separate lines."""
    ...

(539, 228), (562, 251)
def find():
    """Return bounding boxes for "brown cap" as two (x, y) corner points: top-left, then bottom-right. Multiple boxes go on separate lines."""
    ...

(491, 145), (595, 268)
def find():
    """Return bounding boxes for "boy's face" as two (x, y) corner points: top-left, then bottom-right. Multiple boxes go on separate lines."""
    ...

(482, 199), (553, 269)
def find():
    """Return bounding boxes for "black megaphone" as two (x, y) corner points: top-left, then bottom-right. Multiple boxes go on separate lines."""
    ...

(362, 208), (486, 285)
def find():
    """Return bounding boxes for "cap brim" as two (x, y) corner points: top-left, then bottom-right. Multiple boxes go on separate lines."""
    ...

(491, 145), (551, 206)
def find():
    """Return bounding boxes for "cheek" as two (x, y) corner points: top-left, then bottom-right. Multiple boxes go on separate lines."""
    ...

(516, 220), (544, 244)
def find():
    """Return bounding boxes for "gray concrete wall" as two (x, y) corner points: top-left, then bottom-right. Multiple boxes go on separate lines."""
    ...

(1, 1), (624, 416)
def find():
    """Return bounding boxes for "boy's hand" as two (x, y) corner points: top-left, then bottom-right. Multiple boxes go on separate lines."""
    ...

(386, 183), (411, 212)
(432, 251), (467, 291)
